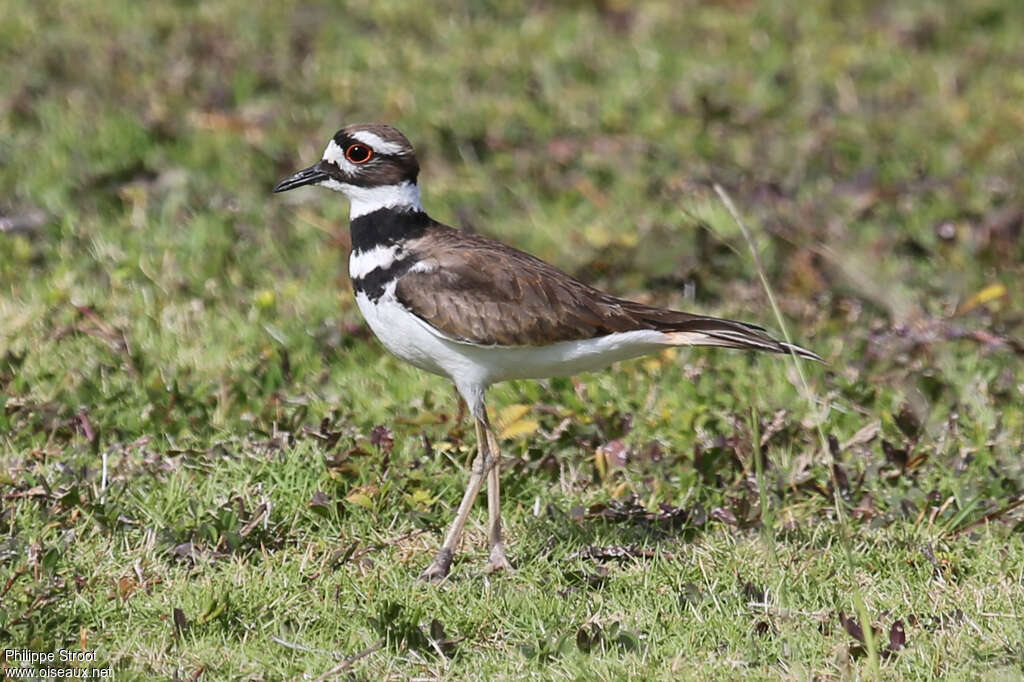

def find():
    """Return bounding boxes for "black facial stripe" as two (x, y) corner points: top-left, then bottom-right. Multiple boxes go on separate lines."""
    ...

(352, 257), (417, 303)
(320, 155), (419, 188)
(350, 208), (430, 253)
(332, 132), (358, 148)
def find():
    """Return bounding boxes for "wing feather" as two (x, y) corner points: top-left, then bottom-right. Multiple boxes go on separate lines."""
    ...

(393, 224), (820, 361)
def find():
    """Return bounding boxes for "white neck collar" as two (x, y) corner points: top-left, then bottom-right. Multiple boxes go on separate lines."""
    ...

(321, 179), (423, 220)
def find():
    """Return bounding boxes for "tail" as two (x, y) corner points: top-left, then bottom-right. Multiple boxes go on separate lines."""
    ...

(663, 316), (823, 363)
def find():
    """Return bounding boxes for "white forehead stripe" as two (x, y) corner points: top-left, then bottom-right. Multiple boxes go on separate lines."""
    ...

(320, 179), (423, 219)
(322, 139), (357, 173)
(350, 130), (407, 155)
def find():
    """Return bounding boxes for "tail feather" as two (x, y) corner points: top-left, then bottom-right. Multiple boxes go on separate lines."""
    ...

(664, 316), (823, 363)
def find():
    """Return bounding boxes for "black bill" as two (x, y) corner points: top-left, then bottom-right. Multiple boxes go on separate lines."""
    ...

(273, 164), (329, 193)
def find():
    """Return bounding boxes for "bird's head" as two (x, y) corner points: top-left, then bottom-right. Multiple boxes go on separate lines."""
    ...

(274, 123), (422, 218)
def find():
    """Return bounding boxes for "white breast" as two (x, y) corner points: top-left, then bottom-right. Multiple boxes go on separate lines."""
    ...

(349, 244), (403, 279)
(354, 287), (467, 378)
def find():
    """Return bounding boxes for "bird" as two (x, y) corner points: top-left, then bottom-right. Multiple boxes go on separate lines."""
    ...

(273, 123), (821, 581)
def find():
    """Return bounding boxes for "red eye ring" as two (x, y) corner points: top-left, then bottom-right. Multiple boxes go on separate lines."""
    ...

(345, 144), (373, 164)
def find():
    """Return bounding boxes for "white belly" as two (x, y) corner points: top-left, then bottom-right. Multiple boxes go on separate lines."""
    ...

(354, 287), (671, 390)
(354, 288), (455, 378)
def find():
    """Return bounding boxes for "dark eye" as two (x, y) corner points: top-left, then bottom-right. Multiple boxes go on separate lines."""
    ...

(345, 144), (373, 164)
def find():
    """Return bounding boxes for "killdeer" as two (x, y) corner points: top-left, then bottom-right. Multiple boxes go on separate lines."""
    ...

(274, 123), (821, 580)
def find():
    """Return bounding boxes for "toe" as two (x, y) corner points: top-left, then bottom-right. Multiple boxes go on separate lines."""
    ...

(419, 548), (454, 581)
(484, 547), (514, 573)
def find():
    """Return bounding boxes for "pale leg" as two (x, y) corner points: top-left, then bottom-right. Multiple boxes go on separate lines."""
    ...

(419, 416), (490, 581)
(484, 424), (513, 572)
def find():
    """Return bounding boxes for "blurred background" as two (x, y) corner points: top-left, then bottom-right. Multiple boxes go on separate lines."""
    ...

(3, 0), (1021, 441)
(1, 0), (1023, 676)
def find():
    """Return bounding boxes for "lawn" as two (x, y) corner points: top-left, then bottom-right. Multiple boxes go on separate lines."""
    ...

(2, 0), (1023, 679)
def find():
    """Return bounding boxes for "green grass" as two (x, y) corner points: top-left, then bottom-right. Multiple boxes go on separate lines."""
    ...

(3, 0), (1024, 679)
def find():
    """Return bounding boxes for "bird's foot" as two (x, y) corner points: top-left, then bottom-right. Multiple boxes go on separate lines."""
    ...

(419, 548), (454, 582)
(484, 544), (514, 574)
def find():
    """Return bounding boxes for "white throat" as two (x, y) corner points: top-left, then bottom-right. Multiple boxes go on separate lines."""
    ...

(321, 179), (423, 220)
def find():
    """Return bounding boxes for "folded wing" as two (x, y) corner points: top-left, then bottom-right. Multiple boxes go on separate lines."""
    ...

(394, 226), (821, 361)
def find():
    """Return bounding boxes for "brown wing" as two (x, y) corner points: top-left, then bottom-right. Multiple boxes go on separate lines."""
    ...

(393, 225), (817, 358)
(394, 229), (633, 345)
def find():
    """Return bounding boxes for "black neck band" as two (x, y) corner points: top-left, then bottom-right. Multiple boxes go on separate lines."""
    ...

(349, 208), (431, 253)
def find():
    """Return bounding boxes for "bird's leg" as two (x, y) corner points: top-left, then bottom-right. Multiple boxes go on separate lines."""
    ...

(484, 422), (513, 573)
(452, 386), (468, 431)
(419, 415), (490, 581)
